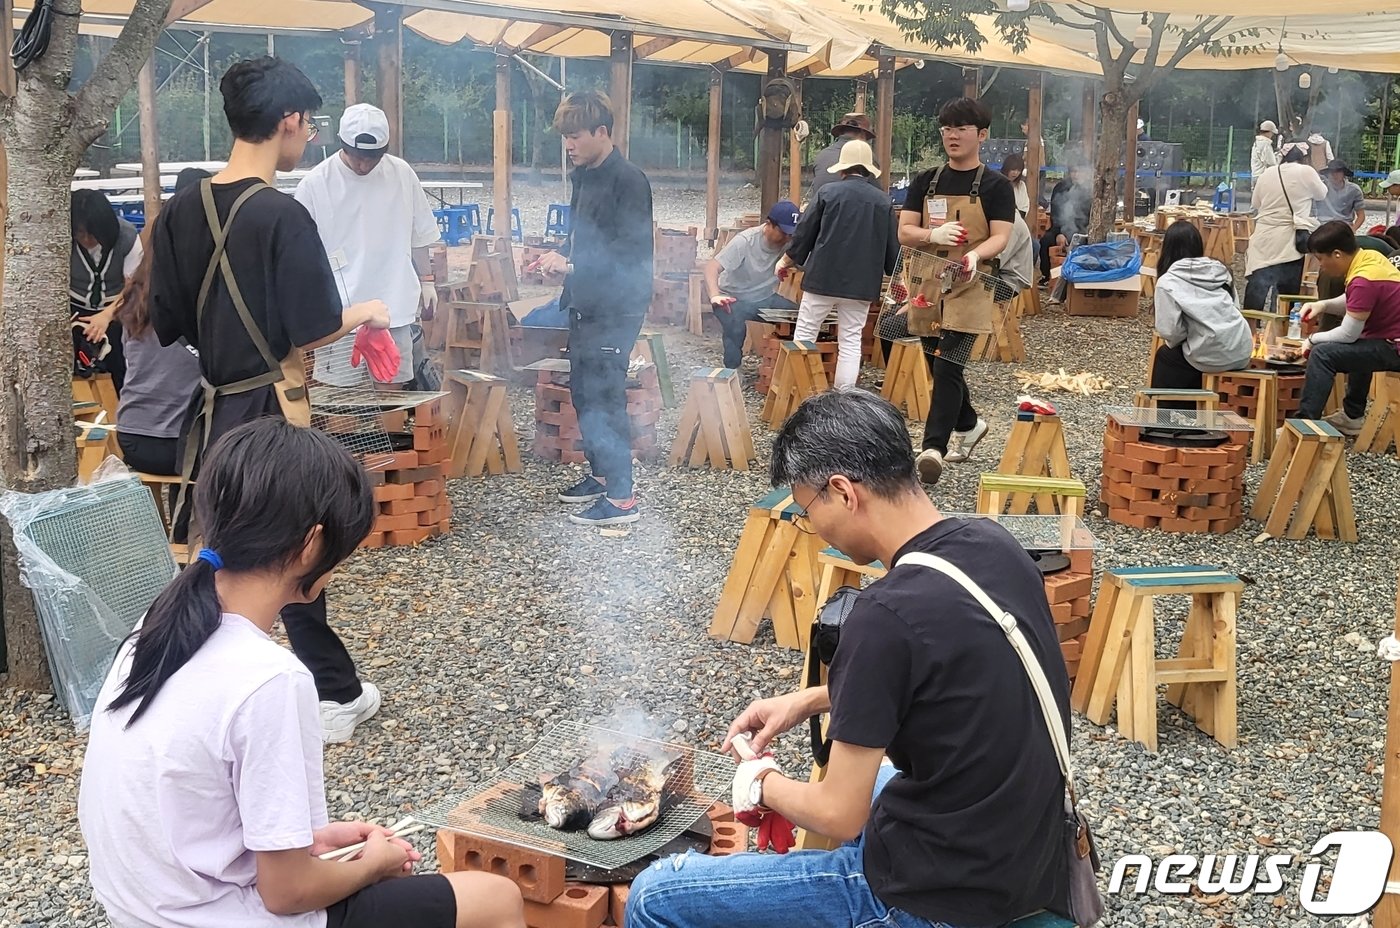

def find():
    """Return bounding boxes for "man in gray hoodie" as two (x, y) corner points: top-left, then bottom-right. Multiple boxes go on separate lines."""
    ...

(1151, 222), (1253, 392)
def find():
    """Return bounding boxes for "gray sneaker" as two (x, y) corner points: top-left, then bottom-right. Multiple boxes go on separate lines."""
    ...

(916, 448), (945, 485)
(1324, 411), (1365, 437)
(945, 418), (989, 464)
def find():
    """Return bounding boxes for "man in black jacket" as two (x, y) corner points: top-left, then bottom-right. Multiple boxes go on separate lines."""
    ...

(537, 92), (655, 526)
(1039, 163), (1091, 281)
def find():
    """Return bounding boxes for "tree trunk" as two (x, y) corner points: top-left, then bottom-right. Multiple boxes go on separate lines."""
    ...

(1087, 88), (1129, 243)
(0, 76), (82, 691)
(1274, 70), (1298, 141)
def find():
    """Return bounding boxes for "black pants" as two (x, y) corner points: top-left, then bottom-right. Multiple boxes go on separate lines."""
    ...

(1039, 228), (1065, 280)
(1242, 259), (1304, 311)
(1298, 339), (1400, 420)
(568, 312), (646, 499)
(118, 431), (195, 543)
(1150, 343), (1204, 391)
(714, 293), (798, 369)
(922, 331), (979, 453)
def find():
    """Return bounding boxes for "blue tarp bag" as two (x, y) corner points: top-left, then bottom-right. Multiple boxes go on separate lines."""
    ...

(1060, 240), (1141, 284)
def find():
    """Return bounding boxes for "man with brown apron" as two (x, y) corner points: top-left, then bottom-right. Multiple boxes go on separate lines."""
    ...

(149, 57), (391, 743)
(895, 98), (1018, 485)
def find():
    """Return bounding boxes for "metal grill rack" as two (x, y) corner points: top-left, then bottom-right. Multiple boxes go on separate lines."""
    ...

(947, 513), (1098, 551)
(879, 247), (1014, 365)
(415, 721), (733, 871)
(1104, 407), (1255, 433)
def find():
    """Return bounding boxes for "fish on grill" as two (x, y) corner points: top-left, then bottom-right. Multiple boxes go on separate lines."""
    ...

(538, 750), (620, 830)
(586, 755), (676, 840)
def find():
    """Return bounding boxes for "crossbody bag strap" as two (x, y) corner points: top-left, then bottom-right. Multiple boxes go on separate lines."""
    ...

(1277, 164), (1296, 222)
(895, 551), (1072, 782)
(197, 179), (280, 373)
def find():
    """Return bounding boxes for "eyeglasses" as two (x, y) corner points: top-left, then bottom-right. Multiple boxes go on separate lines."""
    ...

(791, 486), (832, 535)
(285, 113), (320, 141)
(939, 125), (979, 136)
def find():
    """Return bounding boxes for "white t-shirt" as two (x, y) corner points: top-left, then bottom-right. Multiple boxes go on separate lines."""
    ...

(79, 614), (329, 928)
(295, 153), (441, 328)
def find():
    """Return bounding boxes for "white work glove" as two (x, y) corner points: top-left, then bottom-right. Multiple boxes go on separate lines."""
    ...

(420, 279), (438, 316)
(732, 757), (782, 815)
(926, 221), (968, 247)
(1300, 301), (1320, 321)
(958, 250), (981, 279)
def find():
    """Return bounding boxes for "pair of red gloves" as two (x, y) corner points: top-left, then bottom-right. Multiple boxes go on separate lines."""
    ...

(729, 733), (798, 854)
(351, 326), (402, 382)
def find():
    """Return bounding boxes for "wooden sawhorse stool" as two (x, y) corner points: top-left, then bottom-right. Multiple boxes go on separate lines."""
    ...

(814, 546), (887, 606)
(669, 368), (755, 470)
(977, 474), (1085, 549)
(1357, 371), (1400, 454)
(762, 340), (829, 428)
(444, 370), (523, 479)
(1134, 388), (1219, 410)
(1072, 565), (1244, 752)
(972, 301), (1026, 363)
(632, 332), (676, 408)
(996, 413), (1073, 510)
(880, 339), (932, 423)
(137, 472), (184, 535)
(73, 374), (119, 424)
(1251, 419), (1357, 541)
(708, 488), (823, 650)
(1202, 368), (1278, 463)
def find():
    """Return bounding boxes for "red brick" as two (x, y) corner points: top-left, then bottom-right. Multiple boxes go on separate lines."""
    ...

(415, 479), (445, 498)
(440, 831), (565, 904)
(414, 426), (448, 452)
(385, 464), (445, 484)
(1211, 517), (1244, 533)
(358, 531), (384, 549)
(1178, 448), (1229, 468)
(418, 443), (451, 466)
(1159, 492), (1210, 509)
(386, 526), (433, 545)
(363, 468), (386, 487)
(1104, 452), (1157, 475)
(707, 802), (735, 823)
(610, 885), (629, 928)
(415, 398), (446, 428)
(1102, 466), (1132, 485)
(1181, 478), (1236, 494)
(1057, 617), (1091, 640)
(1060, 639), (1083, 661)
(364, 450), (419, 472)
(383, 496), (434, 515)
(437, 518), (452, 534)
(1043, 571), (1092, 604)
(1158, 463), (1211, 480)
(1127, 442), (1179, 464)
(374, 513), (421, 532)
(1132, 474), (1182, 492)
(1068, 549), (1094, 575)
(1104, 435), (1125, 455)
(523, 884), (609, 928)
(1109, 510), (1158, 529)
(1127, 499), (1177, 519)
(418, 504), (452, 526)
(1209, 462), (1246, 480)
(381, 410), (409, 432)
(709, 821), (750, 855)
(1050, 602), (1073, 623)
(1159, 517), (1211, 533)
(373, 482), (415, 503)
(1071, 595), (1092, 618)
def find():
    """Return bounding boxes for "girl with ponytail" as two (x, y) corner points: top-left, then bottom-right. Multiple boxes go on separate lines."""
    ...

(78, 418), (525, 928)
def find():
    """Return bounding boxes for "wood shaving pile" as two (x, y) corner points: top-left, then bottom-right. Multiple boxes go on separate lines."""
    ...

(1013, 368), (1115, 395)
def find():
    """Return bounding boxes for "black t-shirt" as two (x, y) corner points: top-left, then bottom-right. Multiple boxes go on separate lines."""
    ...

(826, 517), (1070, 926)
(560, 148), (654, 321)
(902, 165), (1018, 226)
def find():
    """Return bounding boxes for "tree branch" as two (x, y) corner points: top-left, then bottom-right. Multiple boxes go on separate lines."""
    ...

(1091, 5), (1133, 52)
(1037, 5), (1101, 34)
(70, 0), (175, 149)
(1161, 16), (1230, 75)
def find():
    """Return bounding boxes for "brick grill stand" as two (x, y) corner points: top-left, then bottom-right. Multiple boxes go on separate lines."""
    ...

(1046, 554), (1095, 683)
(358, 398), (453, 549)
(533, 363), (663, 465)
(755, 329), (837, 394)
(1100, 419), (1248, 533)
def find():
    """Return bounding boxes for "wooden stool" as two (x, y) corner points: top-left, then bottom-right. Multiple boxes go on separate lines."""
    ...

(444, 370), (523, 478)
(75, 423), (119, 483)
(1202, 369), (1278, 464)
(73, 400), (105, 424)
(977, 474), (1085, 549)
(708, 488), (823, 650)
(996, 413), (1073, 513)
(632, 332), (676, 408)
(1357, 371), (1400, 454)
(1251, 419), (1357, 541)
(1134, 388), (1219, 410)
(1241, 308), (1289, 345)
(1229, 214), (1253, 254)
(879, 339), (933, 422)
(72, 374), (118, 424)
(742, 320), (768, 357)
(814, 546), (887, 605)
(687, 271), (708, 337)
(972, 300), (1026, 363)
(137, 472), (184, 534)
(1144, 332), (1165, 385)
(1072, 566), (1244, 752)
(668, 368), (755, 470)
(444, 301), (515, 377)
(761, 340), (829, 428)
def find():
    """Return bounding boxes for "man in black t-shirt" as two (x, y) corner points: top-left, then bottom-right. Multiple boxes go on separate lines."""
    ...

(897, 98), (1016, 485)
(148, 57), (391, 744)
(1041, 165), (1091, 280)
(626, 388), (1071, 928)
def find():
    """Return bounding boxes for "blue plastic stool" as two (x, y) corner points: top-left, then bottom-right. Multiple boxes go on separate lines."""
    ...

(1212, 182), (1234, 212)
(545, 203), (571, 238)
(113, 204), (145, 231)
(435, 205), (482, 246)
(485, 207), (523, 243)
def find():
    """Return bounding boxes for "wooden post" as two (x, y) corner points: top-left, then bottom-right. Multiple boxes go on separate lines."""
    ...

(494, 52), (513, 246)
(1026, 73), (1044, 314)
(610, 33), (633, 157)
(854, 80), (867, 115)
(758, 50), (788, 215)
(375, 5), (403, 157)
(962, 68), (979, 100)
(705, 71), (723, 244)
(875, 54), (895, 193)
(344, 42), (361, 107)
(1080, 82), (1097, 163)
(1378, 573), (1400, 928)
(138, 55), (162, 226)
(788, 77), (802, 205)
(1124, 101), (1139, 226)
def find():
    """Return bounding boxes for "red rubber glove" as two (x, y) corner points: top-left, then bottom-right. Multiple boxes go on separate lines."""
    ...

(912, 294), (931, 309)
(777, 265), (792, 281)
(889, 281), (909, 303)
(351, 326), (402, 382)
(735, 807), (797, 854)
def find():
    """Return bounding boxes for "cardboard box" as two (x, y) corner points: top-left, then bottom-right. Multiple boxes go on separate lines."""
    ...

(1051, 265), (1143, 318)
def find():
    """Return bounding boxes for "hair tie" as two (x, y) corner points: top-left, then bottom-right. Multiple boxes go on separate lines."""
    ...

(197, 548), (224, 571)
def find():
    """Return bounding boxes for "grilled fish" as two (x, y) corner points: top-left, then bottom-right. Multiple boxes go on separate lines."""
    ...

(538, 751), (620, 830)
(586, 756), (675, 840)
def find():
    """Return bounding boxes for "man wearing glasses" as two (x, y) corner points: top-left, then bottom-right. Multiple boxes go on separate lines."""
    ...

(895, 97), (1017, 486)
(296, 104), (442, 389)
(149, 57), (390, 743)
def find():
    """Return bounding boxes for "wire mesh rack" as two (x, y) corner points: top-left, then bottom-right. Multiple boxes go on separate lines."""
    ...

(414, 721), (734, 871)
(1105, 407), (1255, 433)
(878, 247), (1016, 366)
(946, 513), (1098, 551)
(3, 475), (176, 729)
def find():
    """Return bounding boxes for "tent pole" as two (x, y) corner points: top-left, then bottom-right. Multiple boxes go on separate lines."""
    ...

(1123, 101), (1138, 227)
(706, 70), (722, 244)
(1026, 72), (1044, 314)
(875, 54), (894, 192)
(344, 41), (361, 107)
(138, 54), (163, 226)
(788, 77), (802, 205)
(854, 79), (866, 115)
(1377, 572), (1400, 928)
(962, 68), (979, 100)
(375, 5), (404, 157)
(202, 33), (211, 161)
(494, 50), (513, 249)
(1080, 82), (1096, 164)
(609, 33), (633, 158)
(758, 49), (787, 215)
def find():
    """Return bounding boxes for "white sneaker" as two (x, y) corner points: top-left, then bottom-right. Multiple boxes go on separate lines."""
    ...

(321, 681), (381, 744)
(945, 418), (989, 464)
(1324, 411), (1365, 437)
(916, 448), (945, 485)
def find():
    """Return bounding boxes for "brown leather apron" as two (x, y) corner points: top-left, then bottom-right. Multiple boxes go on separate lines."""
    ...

(906, 165), (998, 336)
(173, 179), (311, 532)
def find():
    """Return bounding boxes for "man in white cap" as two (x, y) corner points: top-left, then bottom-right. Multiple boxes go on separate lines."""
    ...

(295, 102), (441, 388)
(1252, 120), (1279, 178)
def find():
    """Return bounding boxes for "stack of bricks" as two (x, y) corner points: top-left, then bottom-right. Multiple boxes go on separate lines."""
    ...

(519, 236), (561, 286)
(1100, 418), (1248, 533)
(1043, 559), (1093, 682)
(1211, 367), (1305, 429)
(648, 273), (691, 327)
(437, 802), (744, 928)
(360, 398), (452, 549)
(654, 227), (699, 275)
(534, 363), (664, 464)
(1274, 372), (1306, 426)
(754, 331), (837, 394)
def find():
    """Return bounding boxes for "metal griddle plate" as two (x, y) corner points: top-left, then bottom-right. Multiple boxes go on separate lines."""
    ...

(414, 722), (734, 871)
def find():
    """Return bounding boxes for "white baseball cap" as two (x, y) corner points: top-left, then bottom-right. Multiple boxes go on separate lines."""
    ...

(339, 104), (390, 152)
(1259, 120), (1278, 133)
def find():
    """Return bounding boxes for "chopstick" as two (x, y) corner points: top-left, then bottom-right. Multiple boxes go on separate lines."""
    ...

(318, 816), (425, 861)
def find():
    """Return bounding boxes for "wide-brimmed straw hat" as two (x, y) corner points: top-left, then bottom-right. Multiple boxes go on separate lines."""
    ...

(828, 139), (881, 178)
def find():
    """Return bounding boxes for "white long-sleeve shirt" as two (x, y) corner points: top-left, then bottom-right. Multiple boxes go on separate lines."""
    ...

(1251, 136), (1279, 178)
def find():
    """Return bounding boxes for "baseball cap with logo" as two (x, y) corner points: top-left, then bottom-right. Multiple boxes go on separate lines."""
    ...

(339, 103), (390, 152)
(767, 199), (800, 234)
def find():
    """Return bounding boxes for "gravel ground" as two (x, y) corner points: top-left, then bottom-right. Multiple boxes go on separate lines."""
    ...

(4, 188), (1398, 928)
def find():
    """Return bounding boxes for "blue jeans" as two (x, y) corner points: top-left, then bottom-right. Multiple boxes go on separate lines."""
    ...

(626, 768), (963, 928)
(715, 293), (799, 369)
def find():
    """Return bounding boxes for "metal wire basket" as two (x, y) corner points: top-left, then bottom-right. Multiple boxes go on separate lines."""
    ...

(878, 247), (1016, 366)
(415, 721), (734, 871)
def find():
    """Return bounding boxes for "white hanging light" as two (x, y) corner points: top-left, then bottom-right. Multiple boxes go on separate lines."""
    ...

(1133, 13), (1151, 50)
(1328, 66), (1339, 74)
(1007, 0), (1030, 10)
(1274, 51), (1289, 71)
(1299, 72), (1312, 90)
